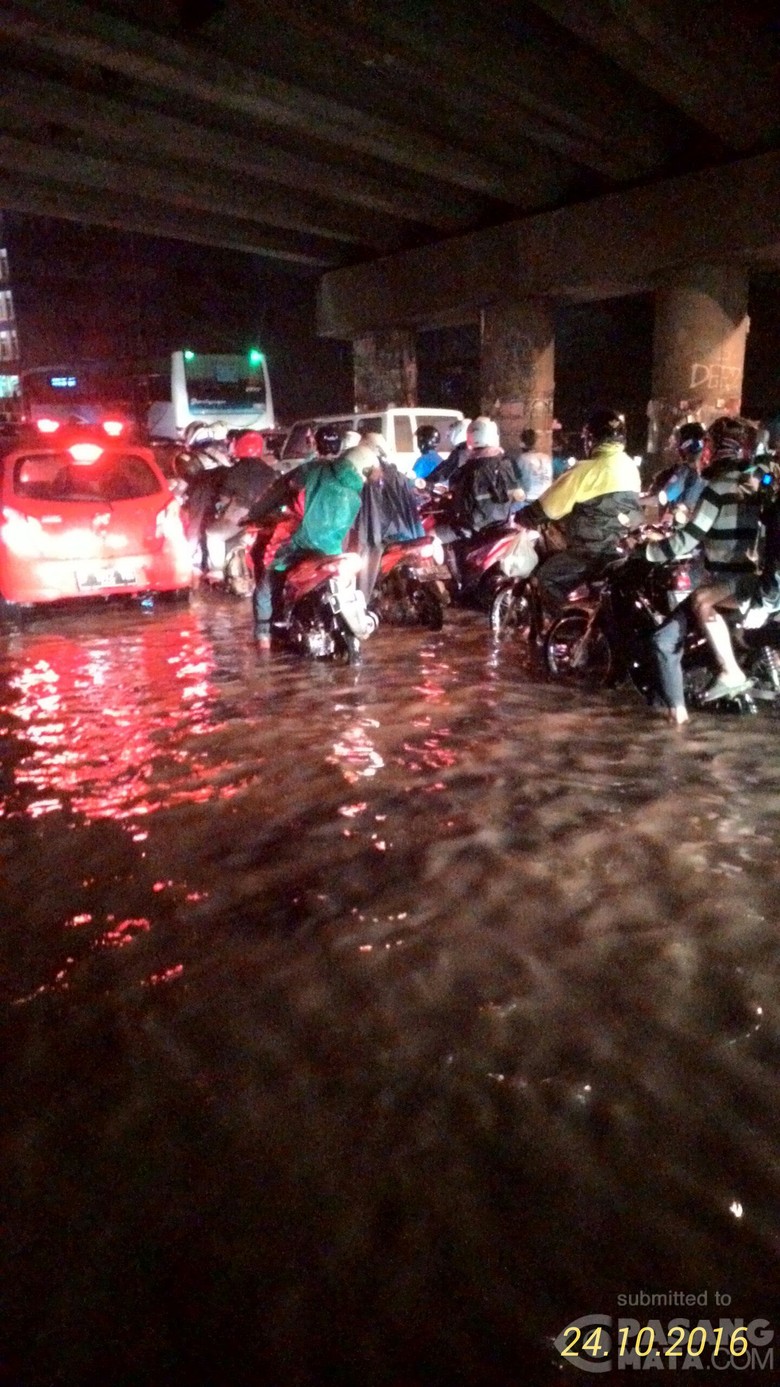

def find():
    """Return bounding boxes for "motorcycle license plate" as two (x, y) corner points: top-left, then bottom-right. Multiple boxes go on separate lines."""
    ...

(75, 564), (138, 591)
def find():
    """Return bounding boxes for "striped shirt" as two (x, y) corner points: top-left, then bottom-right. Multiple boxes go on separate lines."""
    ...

(646, 470), (761, 574)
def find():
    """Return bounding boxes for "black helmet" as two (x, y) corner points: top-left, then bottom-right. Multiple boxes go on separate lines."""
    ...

(583, 408), (626, 449)
(416, 424), (440, 453)
(706, 416), (756, 467)
(677, 421), (705, 456)
(314, 423), (342, 457)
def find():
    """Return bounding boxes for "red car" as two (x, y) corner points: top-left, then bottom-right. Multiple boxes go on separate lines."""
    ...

(0, 430), (193, 609)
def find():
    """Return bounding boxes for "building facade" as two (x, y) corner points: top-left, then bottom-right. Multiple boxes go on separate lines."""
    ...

(0, 214), (20, 408)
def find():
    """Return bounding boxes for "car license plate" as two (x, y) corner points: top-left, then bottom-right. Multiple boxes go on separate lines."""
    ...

(75, 564), (137, 591)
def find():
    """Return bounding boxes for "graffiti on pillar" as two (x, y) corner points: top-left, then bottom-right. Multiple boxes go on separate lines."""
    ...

(485, 328), (536, 400)
(354, 332), (417, 412)
(502, 329), (534, 370)
(689, 362), (742, 393)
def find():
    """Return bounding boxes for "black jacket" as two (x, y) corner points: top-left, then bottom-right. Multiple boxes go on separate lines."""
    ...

(449, 449), (516, 531)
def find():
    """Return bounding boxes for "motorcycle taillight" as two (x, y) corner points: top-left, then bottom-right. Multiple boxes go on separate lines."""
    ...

(670, 568), (693, 591)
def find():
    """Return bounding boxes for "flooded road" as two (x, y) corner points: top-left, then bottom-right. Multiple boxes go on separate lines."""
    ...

(2, 592), (779, 1386)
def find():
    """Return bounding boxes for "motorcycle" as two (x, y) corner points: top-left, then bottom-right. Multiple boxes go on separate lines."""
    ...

(277, 551), (378, 663)
(542, 543), (780, 713)
(420, 488), (518, 609)
(441, 520), (523, 609)
(488, 526), (555, 641)
(370, 534), (450, 630)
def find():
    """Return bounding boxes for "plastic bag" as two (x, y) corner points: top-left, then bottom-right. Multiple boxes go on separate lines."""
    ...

(499, 529), (540, 579)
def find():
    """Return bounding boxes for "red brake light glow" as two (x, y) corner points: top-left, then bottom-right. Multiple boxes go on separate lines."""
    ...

(1, 506), (43, 557)
(102, 420), (125, 437)
(69, 443), (104, 465)
(36, 418), (60, 434)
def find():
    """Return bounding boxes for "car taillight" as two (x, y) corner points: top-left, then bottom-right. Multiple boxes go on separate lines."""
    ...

(102, 420), (125, 437)
(36, 418), (60, 434)
(1, 506), (43, 556)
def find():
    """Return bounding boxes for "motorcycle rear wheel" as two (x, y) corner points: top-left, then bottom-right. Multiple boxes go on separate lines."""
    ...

(545, 611), (612, 684)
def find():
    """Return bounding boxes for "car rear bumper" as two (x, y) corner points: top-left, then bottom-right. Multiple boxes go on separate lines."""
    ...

(0, 551), (193, 605)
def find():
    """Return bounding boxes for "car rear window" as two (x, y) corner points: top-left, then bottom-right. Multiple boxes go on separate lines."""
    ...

(356, 416), (382, 436)
(282, 422), (315, 459)
(415, 414), (461, 445)
(394, 416), (414, 453)
(13, 453), (162, 503)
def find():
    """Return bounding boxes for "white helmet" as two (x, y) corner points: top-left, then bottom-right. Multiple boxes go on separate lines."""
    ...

(361, 431), (389, 459)
(471, 416), (500, 449)
(448, 418), (471, 447)
(342, 443), (380, 478)
(184, 420), (228, 446)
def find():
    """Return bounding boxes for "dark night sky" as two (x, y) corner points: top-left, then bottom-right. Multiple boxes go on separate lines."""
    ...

(4, 212), (354, 424)
(4, 212), (780, 437)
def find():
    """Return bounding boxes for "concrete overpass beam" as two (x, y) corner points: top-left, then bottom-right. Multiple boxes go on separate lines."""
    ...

(648, 263), (750, 457)
(480, 300), (555, 456)
(353, 331), (417, 414)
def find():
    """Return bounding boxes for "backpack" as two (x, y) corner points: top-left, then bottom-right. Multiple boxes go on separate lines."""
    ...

(452, 451), (514, 528)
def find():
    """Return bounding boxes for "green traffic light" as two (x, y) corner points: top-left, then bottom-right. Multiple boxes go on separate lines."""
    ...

(248, 348), (264, 366)
(183, 349), (195, 361)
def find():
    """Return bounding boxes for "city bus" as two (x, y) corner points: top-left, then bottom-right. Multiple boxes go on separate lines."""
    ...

(146, 349), (274, 439)
(18, 362), (138, 432)
(18, 349), (274, 442)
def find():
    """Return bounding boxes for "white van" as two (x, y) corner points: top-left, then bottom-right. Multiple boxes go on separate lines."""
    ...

(279, 407), (464, 477)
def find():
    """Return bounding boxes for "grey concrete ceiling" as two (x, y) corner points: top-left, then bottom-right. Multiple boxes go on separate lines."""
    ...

(0, 0), (777, 269)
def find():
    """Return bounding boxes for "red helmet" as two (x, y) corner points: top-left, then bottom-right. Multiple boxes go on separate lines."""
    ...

(232, 430), (265, 459)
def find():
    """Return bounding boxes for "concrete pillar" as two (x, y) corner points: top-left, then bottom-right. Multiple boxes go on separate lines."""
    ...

(480, 299), (555, 456)
(353, 330), (417, 412)
(648, 263), (750, 458)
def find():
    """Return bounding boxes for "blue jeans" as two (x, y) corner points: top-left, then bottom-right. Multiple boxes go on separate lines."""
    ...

(651, 608), (687, 709)
(252, 565), (286, 633)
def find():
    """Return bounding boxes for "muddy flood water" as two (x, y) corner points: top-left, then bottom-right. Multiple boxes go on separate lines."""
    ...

(1, 591), (779, 1386)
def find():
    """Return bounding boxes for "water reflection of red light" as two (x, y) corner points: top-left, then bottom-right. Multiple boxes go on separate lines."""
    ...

(4, 614), (225, 823)
(143, 964), (184, 986)
(97, 918), (151, 948)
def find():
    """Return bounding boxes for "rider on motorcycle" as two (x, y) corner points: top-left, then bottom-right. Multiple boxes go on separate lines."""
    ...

(444, 417), (521, 530)
(652, 421), (706, 521)
(412, 425), (444, 480)
(252, 424), (373, 644)
(523, 408), (642, 609)
(434, 416), (522, 586)
(512, 428), (553, 506)
(425, 419), (472, 487)
(225, 430), (277, 510)
(644, 415), (762, 712)
(353, 434), (425, 600)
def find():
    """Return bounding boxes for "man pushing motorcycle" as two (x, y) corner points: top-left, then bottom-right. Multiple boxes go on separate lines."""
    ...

(251, 426), (381, 647)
